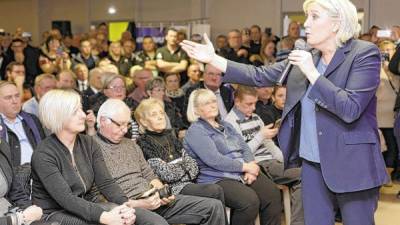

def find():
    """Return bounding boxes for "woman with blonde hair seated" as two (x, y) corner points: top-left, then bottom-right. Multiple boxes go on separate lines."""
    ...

(183, 89), (282, 225)
(31, 89), (136, 225)
(135, 98), (226, 210)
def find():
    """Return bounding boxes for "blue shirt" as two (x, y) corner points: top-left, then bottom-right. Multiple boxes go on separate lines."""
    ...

(2, 114), (34, 164)
(299, 60), (328, 163)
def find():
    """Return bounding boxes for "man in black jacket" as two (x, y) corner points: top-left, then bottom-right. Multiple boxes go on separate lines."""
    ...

(0, 81), (45, 202)
(0, 81), (45, 167)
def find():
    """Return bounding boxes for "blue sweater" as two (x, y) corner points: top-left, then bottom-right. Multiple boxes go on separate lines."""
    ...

(183, 119), (255, 183)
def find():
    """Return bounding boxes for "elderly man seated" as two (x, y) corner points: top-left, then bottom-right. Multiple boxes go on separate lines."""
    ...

(93, 99), (225, 225)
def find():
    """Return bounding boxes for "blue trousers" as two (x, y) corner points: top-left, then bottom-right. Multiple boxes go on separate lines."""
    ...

(302, 160), (379, 225)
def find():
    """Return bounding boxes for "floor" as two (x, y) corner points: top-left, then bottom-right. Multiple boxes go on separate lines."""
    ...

(334, 181), (400, 225)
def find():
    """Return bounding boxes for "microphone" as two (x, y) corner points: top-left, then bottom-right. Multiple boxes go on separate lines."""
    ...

(277, 39), (310, 86)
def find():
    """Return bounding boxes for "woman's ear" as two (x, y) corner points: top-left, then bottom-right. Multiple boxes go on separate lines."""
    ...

(332, 23), (340, 33)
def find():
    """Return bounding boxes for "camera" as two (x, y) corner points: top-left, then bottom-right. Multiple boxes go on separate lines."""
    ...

(381, 52), (390, 62)
(138, 184), (172, 199)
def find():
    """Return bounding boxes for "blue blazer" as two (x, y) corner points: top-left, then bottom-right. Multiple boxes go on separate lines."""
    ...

(222, 39), (389, 193)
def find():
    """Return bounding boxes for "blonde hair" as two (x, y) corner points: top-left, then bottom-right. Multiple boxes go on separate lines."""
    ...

(303, 0), (360, 47)
(102, 73), (126, 90)
(186, 89), (217, 123)
(39, 89), (81, 134)
(134, 98), (165, 132)
(378, 40), (395, 51)
(34, 73), (56, 87)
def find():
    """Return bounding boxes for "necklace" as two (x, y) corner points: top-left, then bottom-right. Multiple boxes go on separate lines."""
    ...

(146, 133), (174, 160)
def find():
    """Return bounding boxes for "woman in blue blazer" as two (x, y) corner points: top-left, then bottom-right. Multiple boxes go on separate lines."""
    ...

(180, 0), (388, 224)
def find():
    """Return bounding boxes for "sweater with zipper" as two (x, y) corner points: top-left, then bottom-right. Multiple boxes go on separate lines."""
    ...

(31, 134), (128, 223)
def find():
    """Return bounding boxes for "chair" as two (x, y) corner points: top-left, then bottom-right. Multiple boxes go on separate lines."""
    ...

(277, 184), (291, 225)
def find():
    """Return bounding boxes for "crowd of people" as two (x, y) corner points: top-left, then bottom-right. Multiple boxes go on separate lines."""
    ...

(1, 3), (400, 225)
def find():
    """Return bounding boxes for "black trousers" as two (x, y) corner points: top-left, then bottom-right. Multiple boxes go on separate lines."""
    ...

(380, 128), (399, 168)
(216, 173), (282, 225)
(180, 183), (228, 225)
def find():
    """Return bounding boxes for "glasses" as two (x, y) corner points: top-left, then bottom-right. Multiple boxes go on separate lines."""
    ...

(107, 117), (132, 130)
(107, 86), (126, 92)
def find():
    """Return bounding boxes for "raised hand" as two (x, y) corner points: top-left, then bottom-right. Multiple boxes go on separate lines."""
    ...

(180, 33), (216, 64)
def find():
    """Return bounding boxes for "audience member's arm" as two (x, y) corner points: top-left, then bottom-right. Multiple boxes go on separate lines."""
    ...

(168, 59), (188, 73)
(147, 158), (187, 183)
(184, 126), (244, 172)
(156, 59), (180, 72)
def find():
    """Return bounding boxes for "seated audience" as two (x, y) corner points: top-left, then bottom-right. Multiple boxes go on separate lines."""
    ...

(0, 81), (45, 167)
(0, 140), (43, 225)
(127, 69), (152, 106)
(5, 62), (26, 100)
(225, 85), (303, 225)
(56, 70), (76, 89)
(39, 36), (71, 74)
(31, 89), (136, 225)
(183, 89), (282, 225)
(135, 99), (225, 205)
(184, 64), (233, 120)
(164, 73), (185, 110)
(255, 86), (274, 124)
(73, 64), (89, 92)
(215, 34), (228, 56)
(71, 38), (99, 70)
(107, 41), (132, 76)
(181, 63), (202, 93)
(122, 39), (136, 64)
(156, 28), (189, 82)
(145, 77), (187, 135)
(261, 86), (286, 126)
(81, 68), (104, 111)
(249, 25), (263, 55)
(275, 36), (295, 62)
(94, 99), (225, 225)
(220, 29), (250, 64)
(135, 36), (158, 77)
(89, 73), (139, 140)
(23, 74), (57, 117)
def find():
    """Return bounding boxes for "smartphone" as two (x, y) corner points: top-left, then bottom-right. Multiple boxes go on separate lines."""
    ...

(273, 119), (282, 129)
(56, 47), (63, 56)
(377, 29), (392, 38)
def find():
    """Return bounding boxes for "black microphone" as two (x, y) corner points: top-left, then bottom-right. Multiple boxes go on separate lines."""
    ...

(277, 39), (310, 86)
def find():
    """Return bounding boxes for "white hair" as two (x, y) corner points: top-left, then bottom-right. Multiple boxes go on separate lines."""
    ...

(186, 89), (217, 123)
(39, 89), (81, 134)
(96, 99), (131, 128)
(303, 0), (360, 47)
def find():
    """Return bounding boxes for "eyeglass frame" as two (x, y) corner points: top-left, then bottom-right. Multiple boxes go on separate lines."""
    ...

(106, 116), (132, 130)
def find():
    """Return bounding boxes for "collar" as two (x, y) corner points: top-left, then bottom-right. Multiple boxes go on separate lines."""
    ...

(166, 45), (181, 54)
(232, 107), (249, 121)
(90, 86), (99, 94)
(78, 80), (87, 85)
(1, 114), (23, 125)
(204, 83), (220, 94)
(96, 132), (118, 145)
